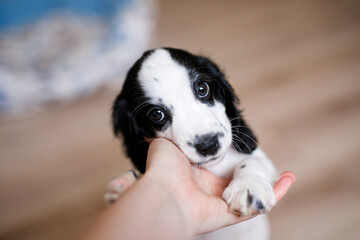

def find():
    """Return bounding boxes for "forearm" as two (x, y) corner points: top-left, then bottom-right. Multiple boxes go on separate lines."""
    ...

(81, 174), (193, 240)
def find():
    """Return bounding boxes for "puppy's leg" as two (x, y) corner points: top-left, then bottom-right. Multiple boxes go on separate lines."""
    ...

(222, 148), (277, 216)
(104, 169), (141, 205)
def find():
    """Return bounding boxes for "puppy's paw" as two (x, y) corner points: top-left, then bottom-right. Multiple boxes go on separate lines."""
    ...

(222, 178), (276, 217)
(104, 169), (141, 205)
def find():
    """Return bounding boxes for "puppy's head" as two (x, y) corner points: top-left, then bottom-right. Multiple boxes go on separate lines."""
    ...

(112, 48), (257, 173)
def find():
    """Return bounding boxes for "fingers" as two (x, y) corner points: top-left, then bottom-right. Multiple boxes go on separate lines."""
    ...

(274, 171), (296, 202)
(278, 171), (296, 181)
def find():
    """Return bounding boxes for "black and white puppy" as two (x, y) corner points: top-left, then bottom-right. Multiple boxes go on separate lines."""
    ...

(111, 47), (277, 240)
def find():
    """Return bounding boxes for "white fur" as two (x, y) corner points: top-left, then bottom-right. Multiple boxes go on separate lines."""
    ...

(219, 148), (276, 216)
(132, 49), (277, 239)
(139, 49), (232, 165)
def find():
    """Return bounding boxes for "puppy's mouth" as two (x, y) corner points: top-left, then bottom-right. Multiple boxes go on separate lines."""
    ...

(191, 154), (224, 168)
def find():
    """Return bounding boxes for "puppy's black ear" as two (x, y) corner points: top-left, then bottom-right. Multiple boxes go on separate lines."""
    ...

(112, 95), (130, 137)
(112, 94), (149, 173)
(198, 56), (258, 154)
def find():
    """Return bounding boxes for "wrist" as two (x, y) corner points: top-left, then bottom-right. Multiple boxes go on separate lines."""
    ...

(141, 172), (195, 238)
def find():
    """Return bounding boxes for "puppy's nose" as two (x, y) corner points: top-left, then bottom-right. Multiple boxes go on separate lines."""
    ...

(195, 134), (220, 156)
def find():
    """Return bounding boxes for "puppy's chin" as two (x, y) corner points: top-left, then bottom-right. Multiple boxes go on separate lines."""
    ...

(192, 154), (225, 168)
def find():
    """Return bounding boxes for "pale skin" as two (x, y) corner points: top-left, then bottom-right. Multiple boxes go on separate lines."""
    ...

(81, 138), (295, 240)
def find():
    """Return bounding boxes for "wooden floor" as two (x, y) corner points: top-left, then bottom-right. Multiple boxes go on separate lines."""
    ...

(1, 0), (360, 239)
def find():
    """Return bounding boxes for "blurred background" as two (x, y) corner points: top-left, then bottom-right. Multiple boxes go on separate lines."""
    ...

(0, 0), (359, 239)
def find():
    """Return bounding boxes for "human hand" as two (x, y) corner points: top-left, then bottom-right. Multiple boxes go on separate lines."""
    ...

(145, 138), (295, 235)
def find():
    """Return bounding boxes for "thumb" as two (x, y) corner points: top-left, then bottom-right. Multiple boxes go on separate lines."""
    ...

(146, 138), (190, 172)
(274, 171), (296, 202)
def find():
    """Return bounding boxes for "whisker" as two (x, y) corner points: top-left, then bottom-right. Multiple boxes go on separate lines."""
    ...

(232, 130), (258, 147)
(131, 102), (150, 116)
(232, 134), (252, 153)
(128, 102), (152, 135)
(229, 116), (243, 122)
(231, 125), (252, 130)
(232, 140), (244, 154)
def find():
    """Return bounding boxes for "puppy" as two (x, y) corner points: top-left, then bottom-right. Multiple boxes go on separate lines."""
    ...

(109, 48), (277, 240)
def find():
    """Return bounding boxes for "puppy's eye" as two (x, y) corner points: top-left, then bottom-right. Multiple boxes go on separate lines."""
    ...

(149, 109), (165, 122)
(197, 82), (210, 98)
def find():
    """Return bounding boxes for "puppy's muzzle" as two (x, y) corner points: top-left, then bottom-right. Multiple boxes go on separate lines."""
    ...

(194, 133), (221, 157)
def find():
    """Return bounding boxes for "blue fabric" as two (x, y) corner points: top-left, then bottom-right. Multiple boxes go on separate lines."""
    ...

(0, 0), (131, 30)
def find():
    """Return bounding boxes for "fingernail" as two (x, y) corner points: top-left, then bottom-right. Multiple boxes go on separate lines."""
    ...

(282, 176), (295, 186)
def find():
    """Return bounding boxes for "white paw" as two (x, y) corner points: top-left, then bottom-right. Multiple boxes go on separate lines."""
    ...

(104, 169), (141, 205)
(222, 177), (276, 217)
